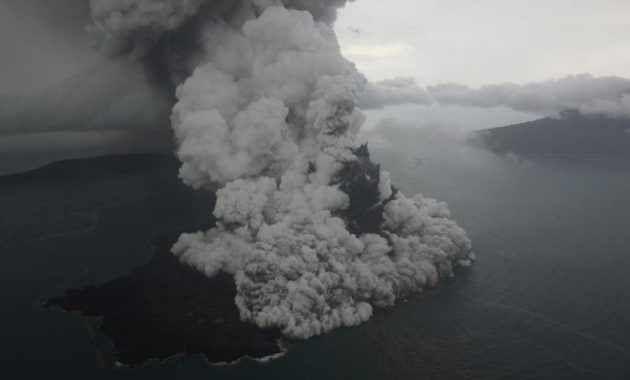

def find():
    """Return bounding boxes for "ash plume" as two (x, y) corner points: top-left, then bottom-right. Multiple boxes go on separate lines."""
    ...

(0, 61), (171, 136)
(88, 0), (473, 339)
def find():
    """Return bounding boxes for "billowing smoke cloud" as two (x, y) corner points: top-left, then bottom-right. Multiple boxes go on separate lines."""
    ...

(88, 0), (207, 57)
(87, 0), (473, 339)
(88, 0), (353, 58)
(361, 74), (630, 119)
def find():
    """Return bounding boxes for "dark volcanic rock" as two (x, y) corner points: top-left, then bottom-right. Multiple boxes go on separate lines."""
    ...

(42, 146), (401, 367)
(46, 233), (283, 367)
(335, 144), (397, 236)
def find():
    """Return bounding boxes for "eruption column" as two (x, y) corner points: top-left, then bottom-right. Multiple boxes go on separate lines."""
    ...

(88, 0), (474, 339)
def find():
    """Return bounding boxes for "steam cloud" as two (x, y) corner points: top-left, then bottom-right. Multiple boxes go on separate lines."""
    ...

(363, 75), (630, 119)
(87, 0), (473, 339)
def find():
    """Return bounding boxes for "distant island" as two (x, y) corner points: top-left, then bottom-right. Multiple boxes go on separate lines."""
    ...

(478, 110), (630, 155)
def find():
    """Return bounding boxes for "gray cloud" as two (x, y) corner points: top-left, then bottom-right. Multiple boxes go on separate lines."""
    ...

(88, 0), (207, 57)
(0, 0), (99, 93)
(360, 77), (432, 109)
(0, 61), (172, 136)
(87, 0), (354, 59)
(429, 75), (630, 118)
(0, 58), (173, 175)
(360, 74), (630, 119)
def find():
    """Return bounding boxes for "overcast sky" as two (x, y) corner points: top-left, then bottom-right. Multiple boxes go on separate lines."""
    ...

(335, 0), (630, 86)
(1, 0), (629, 92)
(1, 0), (629, 173)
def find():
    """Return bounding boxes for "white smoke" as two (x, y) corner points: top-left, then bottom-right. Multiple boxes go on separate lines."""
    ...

(360, 74), (630, 119)
(88, 0), (473, 339)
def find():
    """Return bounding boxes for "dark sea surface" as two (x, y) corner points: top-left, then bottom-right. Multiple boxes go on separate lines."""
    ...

(2, 149), (630, 379)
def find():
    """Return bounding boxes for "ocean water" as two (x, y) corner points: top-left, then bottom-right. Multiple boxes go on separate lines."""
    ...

(1, 149), (630, 379)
